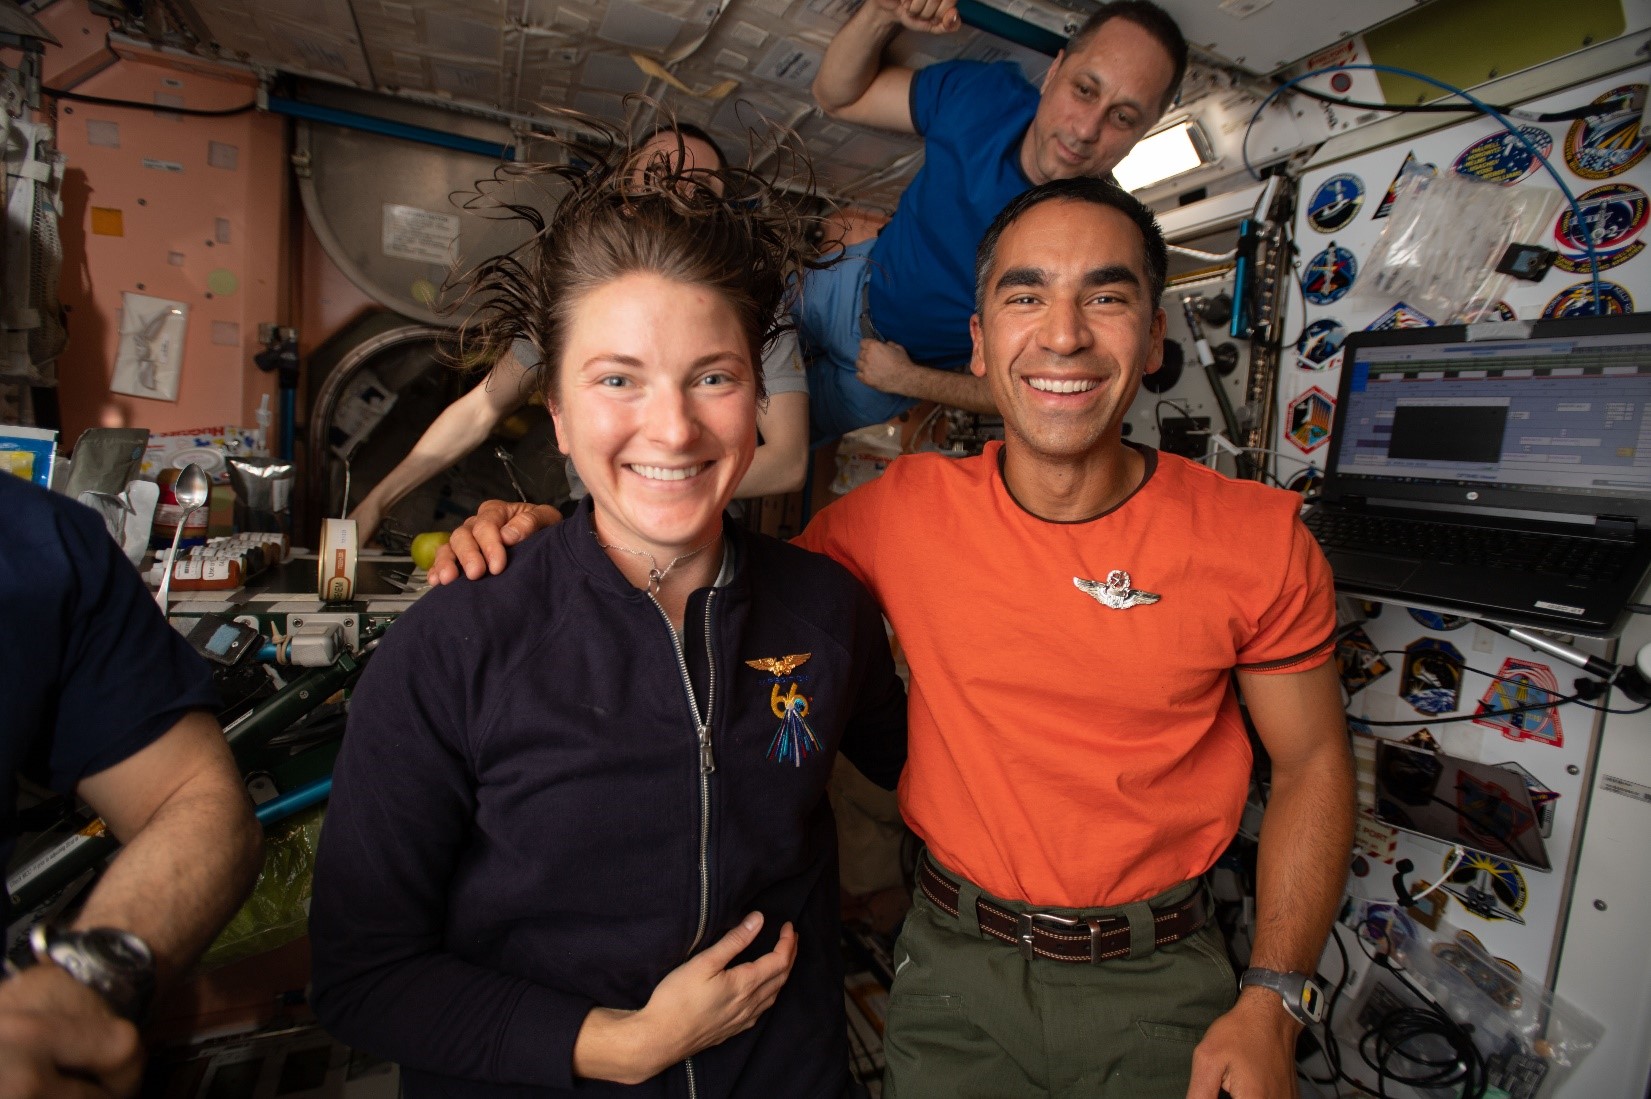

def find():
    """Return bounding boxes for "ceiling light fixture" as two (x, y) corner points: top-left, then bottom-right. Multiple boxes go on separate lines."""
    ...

(1112, 119), (1212, 193)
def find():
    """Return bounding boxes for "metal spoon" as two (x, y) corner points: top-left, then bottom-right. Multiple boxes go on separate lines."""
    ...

(155, 463), (210, 611)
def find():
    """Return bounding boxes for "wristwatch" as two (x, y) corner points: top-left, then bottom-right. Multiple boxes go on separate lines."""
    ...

(27, 924), (157, 1023)
(1238, 967), (1326, 1025)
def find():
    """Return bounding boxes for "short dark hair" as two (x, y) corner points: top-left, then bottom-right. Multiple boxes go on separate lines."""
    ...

(974, 176), (1169, 311)
(1064, 1), (1188, 114)
(640, 122), (729, 170)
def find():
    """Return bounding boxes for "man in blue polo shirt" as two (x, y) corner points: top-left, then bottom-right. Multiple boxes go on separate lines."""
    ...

(1, 474), (262, 1093)
(802, 0), (1186, 438)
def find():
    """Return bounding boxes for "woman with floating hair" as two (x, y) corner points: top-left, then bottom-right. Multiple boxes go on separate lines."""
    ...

(346, 123), (814, 545)
(309, 122), (906, 1097)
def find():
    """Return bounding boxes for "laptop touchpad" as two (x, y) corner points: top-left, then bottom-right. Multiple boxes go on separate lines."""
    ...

(1328, 552), (1416, 591)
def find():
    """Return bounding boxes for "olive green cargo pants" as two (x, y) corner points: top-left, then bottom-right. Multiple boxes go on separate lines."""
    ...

(882, 857), (1237, 1099)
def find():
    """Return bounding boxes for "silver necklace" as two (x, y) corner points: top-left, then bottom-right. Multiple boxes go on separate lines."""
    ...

(594, 530), (721, 595)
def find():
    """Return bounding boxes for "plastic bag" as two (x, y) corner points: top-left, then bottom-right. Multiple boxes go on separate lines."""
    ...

(1382, 912), (1604, 1096)
(1362, 170), (1564, 324)
(199, 805), (325, 970)
(832, 422), (903, 495)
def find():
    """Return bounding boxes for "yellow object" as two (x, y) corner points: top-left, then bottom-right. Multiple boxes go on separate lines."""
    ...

(410, 530), (451, 571)
(629, 53), (738, 99)
(90, 207), (124, 236)
(1, 451), (35, 479)
(207, 268), (239, 296)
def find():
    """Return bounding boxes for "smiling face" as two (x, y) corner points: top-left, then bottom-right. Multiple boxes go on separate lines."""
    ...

(550, 272), (757, 563)
(969, 198), (1165, 465)
(1020, 18), (1179, 186)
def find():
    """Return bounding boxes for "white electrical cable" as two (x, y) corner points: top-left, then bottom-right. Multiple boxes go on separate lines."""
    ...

(1408, 844), (1467, 907)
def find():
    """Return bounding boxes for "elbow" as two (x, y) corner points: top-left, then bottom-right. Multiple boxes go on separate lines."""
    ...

(812, 79), (850, 119)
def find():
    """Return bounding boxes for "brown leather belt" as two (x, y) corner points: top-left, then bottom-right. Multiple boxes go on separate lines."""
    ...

(918, 855), (1207, 964)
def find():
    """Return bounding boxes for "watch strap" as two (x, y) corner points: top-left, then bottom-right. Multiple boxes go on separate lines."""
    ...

(29, 924), (157, 1023)
(1239, 966), (1325, 1025)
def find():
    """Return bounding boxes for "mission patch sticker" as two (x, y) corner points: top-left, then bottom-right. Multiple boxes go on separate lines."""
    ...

(1336, 626), (1390, 696)
(1541, 281), (1633, 319)
(1375, 152), (1436, 219)
(1443, 851), (1528, 924)
(1307, 174), (1365, 232)
(1563, 84), (1649, 180)
(1366, 302), (1436, 331)
(1286, 386), (1335, 453)
(1473, 657), (1564, 748)
(1452, 125), (1554, 185)
(1553, 182), (1648, 274)
(1407, 609), (1469, 631)
(1400, 637), (1464, 715)
(1295, 318), (1347, 370)
(1302, 242), (1357, 305)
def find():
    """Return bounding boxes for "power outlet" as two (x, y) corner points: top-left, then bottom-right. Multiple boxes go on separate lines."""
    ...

(1158, 416), (1210, 460)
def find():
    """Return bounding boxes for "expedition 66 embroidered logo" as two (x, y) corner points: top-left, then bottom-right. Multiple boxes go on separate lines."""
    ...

(746, 653), (820, 765)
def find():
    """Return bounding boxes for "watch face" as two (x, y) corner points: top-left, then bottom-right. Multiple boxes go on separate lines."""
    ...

(1300, 982), (1325, 1023)
(81, 929), (154, 970)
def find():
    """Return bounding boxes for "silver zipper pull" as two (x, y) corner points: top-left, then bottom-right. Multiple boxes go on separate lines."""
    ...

(697, 725), (715, 774)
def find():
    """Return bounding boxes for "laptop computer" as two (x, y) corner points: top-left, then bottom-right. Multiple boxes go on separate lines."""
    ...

(1303, 312), (1651, 636)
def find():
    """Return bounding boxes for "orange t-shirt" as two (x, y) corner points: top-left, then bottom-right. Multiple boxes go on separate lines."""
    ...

(795, 442), (1336, 908)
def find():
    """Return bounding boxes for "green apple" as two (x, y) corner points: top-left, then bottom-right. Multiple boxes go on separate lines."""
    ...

(410, 531), (451, 571)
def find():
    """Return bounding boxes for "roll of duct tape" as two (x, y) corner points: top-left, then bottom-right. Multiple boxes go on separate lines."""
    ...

(318, 518), (358, 603)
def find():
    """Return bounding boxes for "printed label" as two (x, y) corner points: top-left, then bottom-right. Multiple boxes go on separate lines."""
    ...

(382, 204), (460, 264)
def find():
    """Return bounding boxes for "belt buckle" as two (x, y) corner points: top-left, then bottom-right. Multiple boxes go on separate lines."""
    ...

(1014, 910), (1122, 963)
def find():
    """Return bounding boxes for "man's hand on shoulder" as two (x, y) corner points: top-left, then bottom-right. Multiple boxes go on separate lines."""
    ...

(1185, 988), (1301, 1099)
(428, 500), (563, 585)
(0, 964), (143, 1097)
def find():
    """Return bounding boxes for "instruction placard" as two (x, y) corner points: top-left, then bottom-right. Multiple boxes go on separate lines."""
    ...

(381, 204), (459, 265)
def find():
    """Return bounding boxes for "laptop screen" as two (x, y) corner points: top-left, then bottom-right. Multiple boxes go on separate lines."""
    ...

(1330, 320), (1651, 510)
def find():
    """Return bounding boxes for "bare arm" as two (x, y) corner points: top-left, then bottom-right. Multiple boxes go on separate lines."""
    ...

(351, 351), (533, 544)
(813, 0), (958, 130)
(1187, 660), (1354, 1099)
(737, 391), (810, 498)
(73, 710), (264, 984)
(858, 339), (998, 414)
(0, 712), (262, 1098)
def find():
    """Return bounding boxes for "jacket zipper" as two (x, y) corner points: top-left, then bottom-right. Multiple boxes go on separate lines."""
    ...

(649, 589), (718, 1099)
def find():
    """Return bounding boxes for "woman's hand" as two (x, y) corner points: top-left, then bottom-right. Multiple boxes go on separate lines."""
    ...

(571, 912), (798, 1084)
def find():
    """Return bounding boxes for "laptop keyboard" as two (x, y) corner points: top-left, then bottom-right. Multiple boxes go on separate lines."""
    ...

(1304, 510), (1636, 582)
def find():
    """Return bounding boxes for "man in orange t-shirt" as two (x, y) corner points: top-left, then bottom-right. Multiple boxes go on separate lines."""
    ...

(432, 177), (1354, 1099)
(791, 180), (1352, 1099)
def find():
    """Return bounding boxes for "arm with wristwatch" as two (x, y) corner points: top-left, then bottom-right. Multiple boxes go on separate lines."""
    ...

(1186, 660), (1355, 1099)
(1, 710), (263, 1097)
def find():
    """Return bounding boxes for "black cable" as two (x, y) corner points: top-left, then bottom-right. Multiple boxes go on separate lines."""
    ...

(1352, 698), (1579, 727)
(1288, 80), (1626, 123)
(1345, 647), (1645, 725)
(1358, 954), (1490, 1099)
(1626, 602), (1651, 615)
(1153, 397), (1197, 437)
(41, 86), (259, 115)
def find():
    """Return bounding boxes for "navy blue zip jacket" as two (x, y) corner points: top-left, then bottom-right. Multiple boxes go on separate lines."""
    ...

(310, 501), (907, 1097)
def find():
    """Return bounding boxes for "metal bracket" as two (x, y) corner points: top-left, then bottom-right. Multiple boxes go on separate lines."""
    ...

(286, 611), (359, 653)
